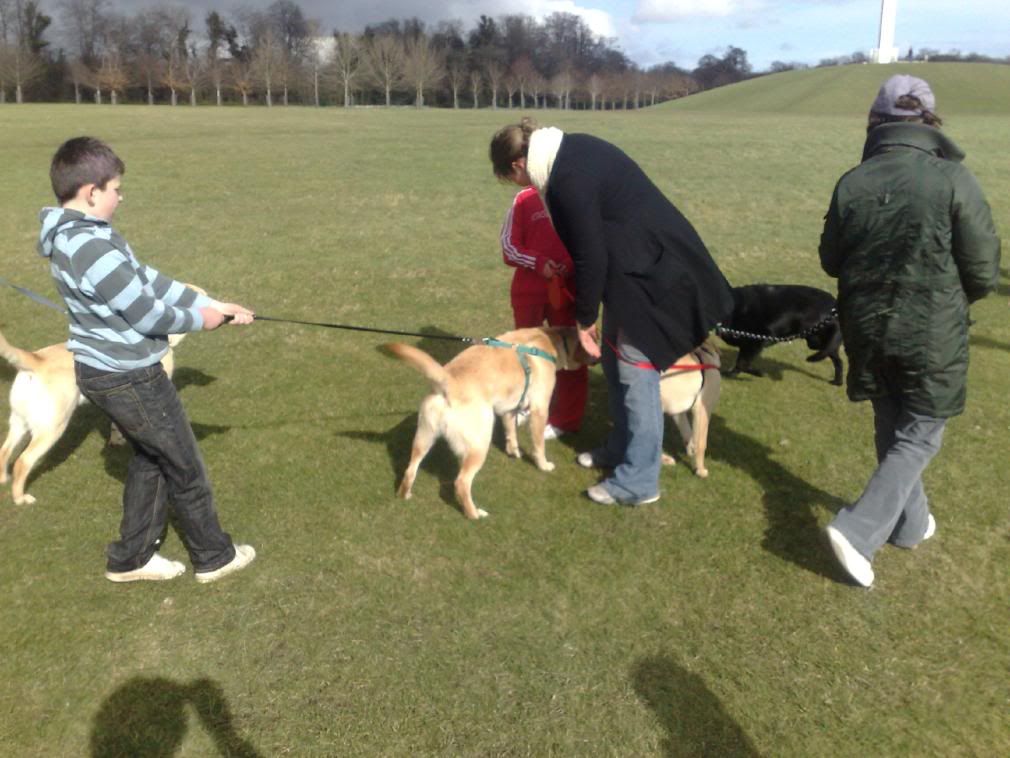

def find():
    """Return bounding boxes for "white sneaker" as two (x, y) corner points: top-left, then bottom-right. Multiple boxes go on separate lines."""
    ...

(105, 552), (186, 583)
(923, 513), (936, 541)
(576, 452), (596, 468)
(586, 484), (660, 506)
(195, 544), (256, 584)
(543, 424), (568, 441)
(826, 526), (874, 587)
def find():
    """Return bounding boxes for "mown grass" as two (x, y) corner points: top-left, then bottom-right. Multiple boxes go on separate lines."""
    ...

(0, 64), (1008, 756)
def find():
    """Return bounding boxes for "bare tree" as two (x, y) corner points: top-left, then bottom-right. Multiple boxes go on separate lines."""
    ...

(586, 72), (601, 110)
(132, 10), (169, 105)
(503, 73), (516, 108)
(529, 71), (546, 109)
(444, 56), (465, 108)
(468, 68), (481, 108)
(0, 0), (49, 103)
(550, 67), (573, 109)
(510, 55), (535, 109)
(403, 33), (443, 108)
(362, 33), (403, 106)
(329, 31), (360, 107)
(230, 59), (254, 105)
(484, 59), (503, 109)
(251, 25), (283, 106)
(303, 20), (326, 107)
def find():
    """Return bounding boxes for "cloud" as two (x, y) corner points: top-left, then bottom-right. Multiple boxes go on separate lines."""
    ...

(633, 0), (765, 23)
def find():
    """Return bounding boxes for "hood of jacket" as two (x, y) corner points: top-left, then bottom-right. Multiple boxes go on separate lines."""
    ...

(861, 122), (966, 164)
(37, 207), (110, 259)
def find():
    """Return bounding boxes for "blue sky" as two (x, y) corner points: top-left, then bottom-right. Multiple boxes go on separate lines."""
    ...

(104, 1), (1010, 71)
(538, 0), (1010, 70)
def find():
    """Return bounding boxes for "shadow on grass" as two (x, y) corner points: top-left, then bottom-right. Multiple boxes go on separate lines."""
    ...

(632, 655), (760, 757)
(969, 334), (1010, 353)
(707, 416), (846, 580)
(718, 345), (842, 386)
(90, 676), (261, 758)
(100, 420), (232, 484)
(12, 366), (221, 493)
(995, 267), (1010, 298)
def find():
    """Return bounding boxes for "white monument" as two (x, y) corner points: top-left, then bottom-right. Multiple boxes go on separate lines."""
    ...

(871, 0), (900, 63)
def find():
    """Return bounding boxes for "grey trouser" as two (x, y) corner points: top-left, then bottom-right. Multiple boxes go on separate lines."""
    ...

(830, 395), (945, 560)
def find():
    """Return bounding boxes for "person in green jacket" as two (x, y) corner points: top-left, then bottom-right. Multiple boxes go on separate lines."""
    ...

(819, 74), (1001, 588)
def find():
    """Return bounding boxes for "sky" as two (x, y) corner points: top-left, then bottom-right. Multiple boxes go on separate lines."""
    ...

(75, 1), (1010, 71)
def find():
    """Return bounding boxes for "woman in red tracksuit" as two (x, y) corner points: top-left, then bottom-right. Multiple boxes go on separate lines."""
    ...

(500, 184), (588, 439)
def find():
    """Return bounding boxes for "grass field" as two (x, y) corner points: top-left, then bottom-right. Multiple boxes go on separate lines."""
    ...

(0, 63), (1008, 756)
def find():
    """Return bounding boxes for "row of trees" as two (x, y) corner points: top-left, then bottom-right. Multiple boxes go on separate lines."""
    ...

(0, 0), (706, 108)
(2, 1), (1007, 108)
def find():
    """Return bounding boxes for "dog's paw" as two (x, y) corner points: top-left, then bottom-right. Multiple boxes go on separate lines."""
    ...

(661, 453), (676, 466)
(695, 467), (709, 479)
(477, 508), (489, 519)
(506, 444), (521, 458)
(15, 493), (36, 505)
(537, 460), (556, 472)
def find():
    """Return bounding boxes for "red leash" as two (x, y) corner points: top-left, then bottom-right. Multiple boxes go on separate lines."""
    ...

(604, 337), (718, 373)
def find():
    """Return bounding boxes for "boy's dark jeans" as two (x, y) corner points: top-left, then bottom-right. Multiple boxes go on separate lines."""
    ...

(75, 362), (236, 573)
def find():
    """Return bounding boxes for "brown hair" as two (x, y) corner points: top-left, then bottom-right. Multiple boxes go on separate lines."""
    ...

(49, 136), (125, 203)
(489, 117), (538, 179)
(868, 94), (943, 132)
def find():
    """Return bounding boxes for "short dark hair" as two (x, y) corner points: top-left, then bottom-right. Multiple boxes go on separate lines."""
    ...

(49, 137), (125, 203)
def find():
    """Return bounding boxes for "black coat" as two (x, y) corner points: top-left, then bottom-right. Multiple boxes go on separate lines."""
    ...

(543, 133), (733, 368)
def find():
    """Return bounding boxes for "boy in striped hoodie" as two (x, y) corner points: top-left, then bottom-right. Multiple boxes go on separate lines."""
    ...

(39, 136), (256, 583)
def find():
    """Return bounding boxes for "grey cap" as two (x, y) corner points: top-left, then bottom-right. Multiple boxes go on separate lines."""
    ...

(869, 74), (935, 116)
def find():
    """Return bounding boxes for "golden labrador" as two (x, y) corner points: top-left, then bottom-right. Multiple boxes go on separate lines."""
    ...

(386, 326), (590, 520)
(658, 339), (721, 478)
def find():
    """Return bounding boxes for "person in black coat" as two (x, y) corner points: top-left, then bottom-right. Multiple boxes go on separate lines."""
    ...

(490, 120), (734, 505)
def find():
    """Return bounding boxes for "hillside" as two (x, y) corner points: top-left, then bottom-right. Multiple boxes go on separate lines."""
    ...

(661, 62), (1010, 116)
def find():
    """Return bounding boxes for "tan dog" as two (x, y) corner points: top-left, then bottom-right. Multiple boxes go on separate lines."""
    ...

(0, 286), (205, 506)
(658, 339), (721, 478)
(386, 326), (590, 520)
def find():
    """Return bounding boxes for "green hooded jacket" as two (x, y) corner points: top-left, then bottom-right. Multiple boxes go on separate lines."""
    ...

(819, 122), (1001, 417)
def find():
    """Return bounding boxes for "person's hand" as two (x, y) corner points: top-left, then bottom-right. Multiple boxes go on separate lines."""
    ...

(201, 302), (254, 330)
(540, 259), (559, 279)
(578, 323), (601, 359)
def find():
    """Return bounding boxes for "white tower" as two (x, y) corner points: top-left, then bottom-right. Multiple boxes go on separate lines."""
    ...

(872, 0), (899, 63)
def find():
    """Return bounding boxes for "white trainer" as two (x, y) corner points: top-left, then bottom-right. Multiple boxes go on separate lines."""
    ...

(923, 513), (937, 541)
(543, 424), (567, 441)
(576, 452), (596, 468)
(195, 544), (256, 584)
(105, 552), (186, 583)
(826, 526), (874, 587)
(586, 484), (660, 506)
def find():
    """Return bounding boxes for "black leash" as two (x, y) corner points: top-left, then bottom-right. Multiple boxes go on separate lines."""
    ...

(0, 276), (67, 315)
(253, 314), (476, 343)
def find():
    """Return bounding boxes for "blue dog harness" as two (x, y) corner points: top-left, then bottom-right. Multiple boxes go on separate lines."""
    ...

(482, 337), (557, 411)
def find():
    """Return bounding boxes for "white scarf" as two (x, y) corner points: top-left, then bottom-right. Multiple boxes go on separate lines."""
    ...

(526, 127), (564, 194)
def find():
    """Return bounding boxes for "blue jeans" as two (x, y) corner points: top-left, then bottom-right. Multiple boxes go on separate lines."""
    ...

(76, 362), (236, 573)
(830, 394), (945, 560)
(591, 317), (663, 503)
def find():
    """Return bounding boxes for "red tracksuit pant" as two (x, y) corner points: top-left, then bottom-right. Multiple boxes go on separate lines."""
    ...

(512, 301), (588, 432)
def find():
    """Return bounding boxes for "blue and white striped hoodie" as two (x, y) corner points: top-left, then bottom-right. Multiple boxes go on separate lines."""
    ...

(38, 207), (211, 372)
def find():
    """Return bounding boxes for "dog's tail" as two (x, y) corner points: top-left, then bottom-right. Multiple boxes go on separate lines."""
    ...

(383, 343), (452, 398)
(0, 330), (45, 373)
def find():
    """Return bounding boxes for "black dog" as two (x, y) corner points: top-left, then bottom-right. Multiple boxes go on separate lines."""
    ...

(718, 284), (843, 385)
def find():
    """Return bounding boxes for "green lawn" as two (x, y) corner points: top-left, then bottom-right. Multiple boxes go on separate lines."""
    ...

(0, 64), (1008, 756)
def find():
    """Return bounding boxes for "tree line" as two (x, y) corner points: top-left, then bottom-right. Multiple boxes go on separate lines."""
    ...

(0, 0), (1005, 108)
